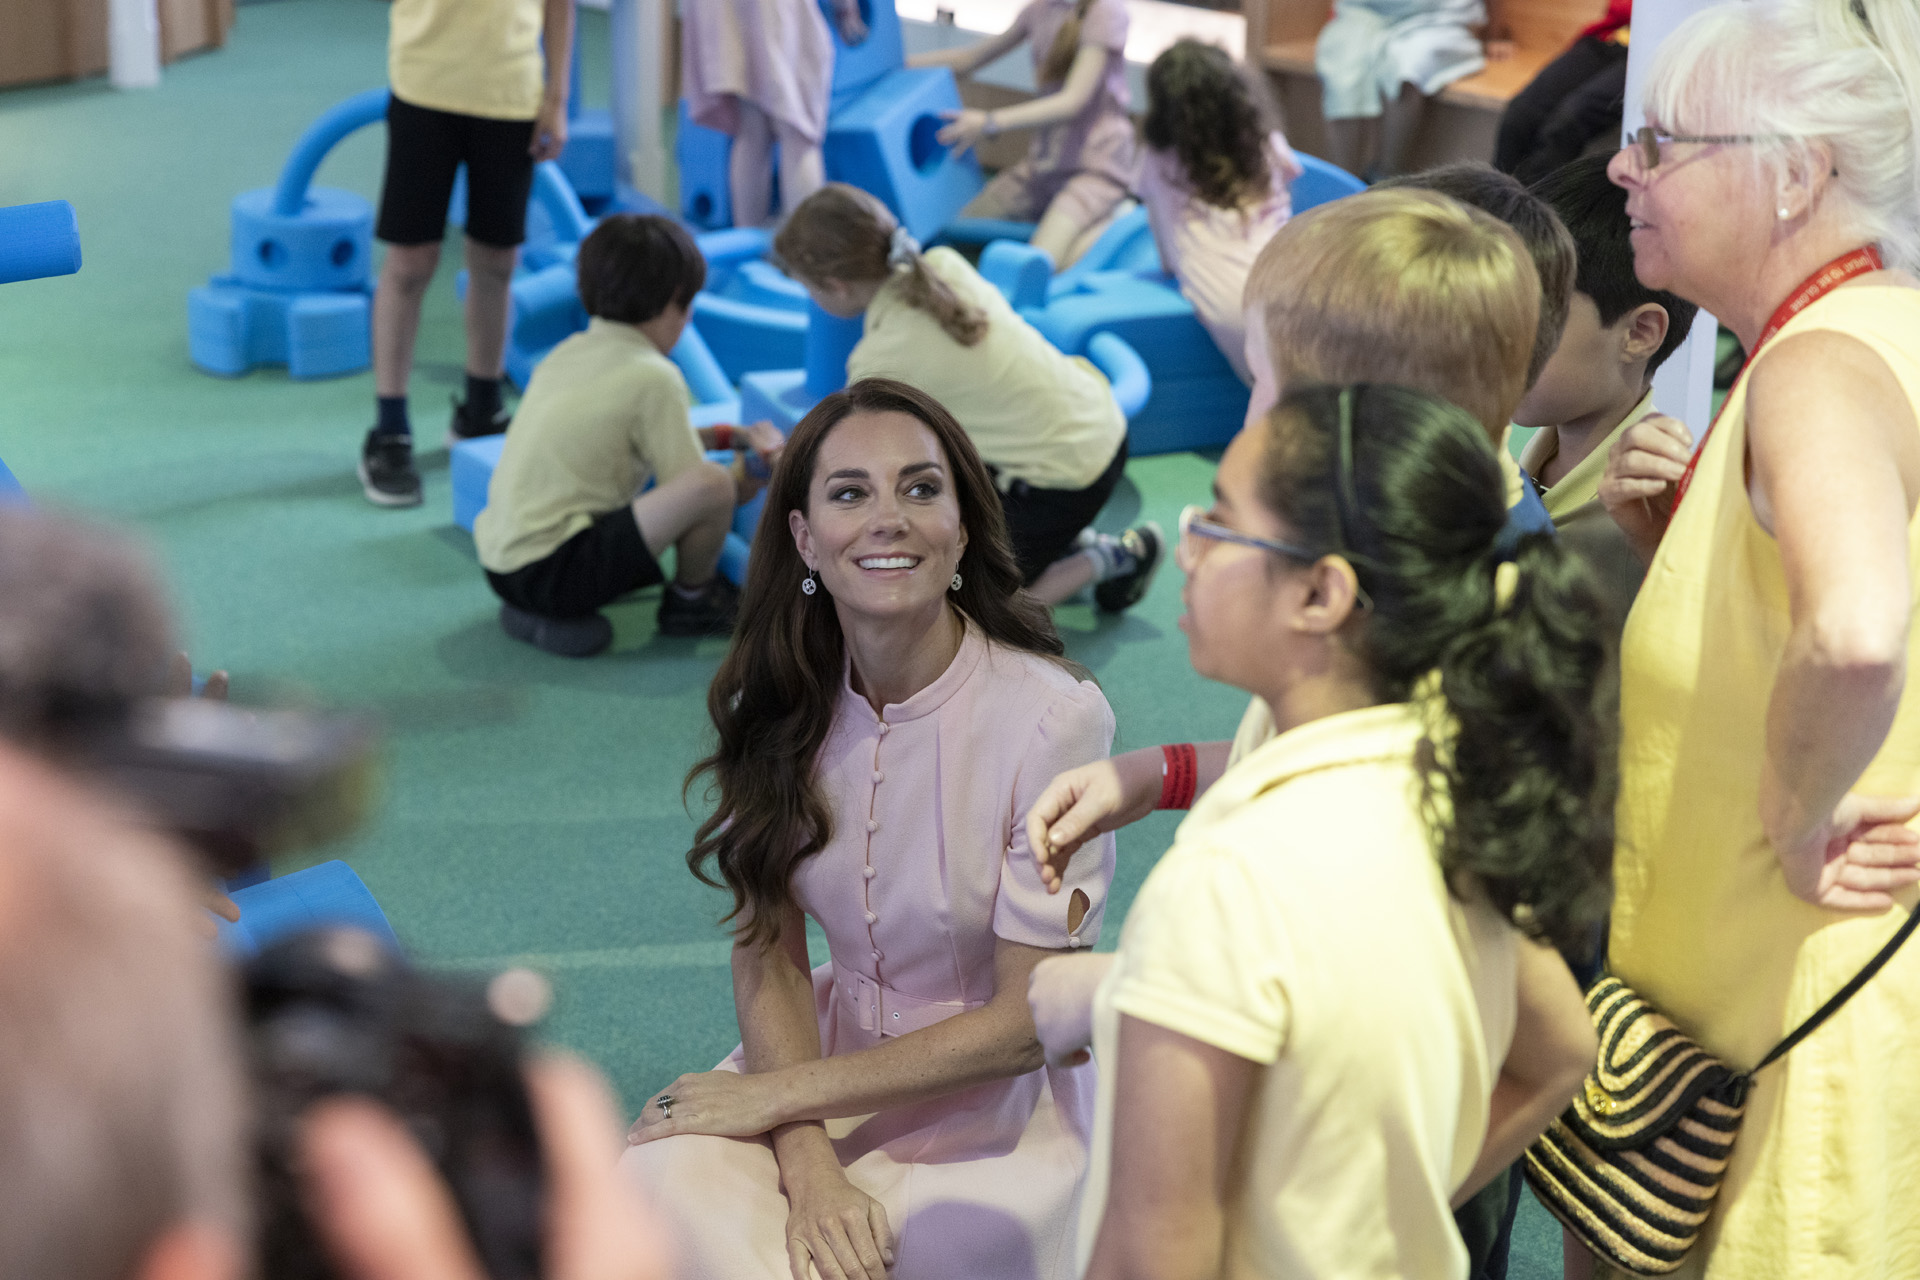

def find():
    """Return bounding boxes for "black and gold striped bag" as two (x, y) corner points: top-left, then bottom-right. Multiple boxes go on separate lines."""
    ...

(1524, 908), (1919, 1276)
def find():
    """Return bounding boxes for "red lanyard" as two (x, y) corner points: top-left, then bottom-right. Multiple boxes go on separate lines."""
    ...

(1669, 245), (1884, 516)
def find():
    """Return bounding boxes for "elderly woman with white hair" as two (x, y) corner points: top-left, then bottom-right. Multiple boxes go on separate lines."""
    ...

(1591, 0), (1920, 1276)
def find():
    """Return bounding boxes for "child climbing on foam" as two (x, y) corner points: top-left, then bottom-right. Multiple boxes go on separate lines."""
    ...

(775, 183), (1164, 611)
(474, 215), (784, 657)
(913, 0), (1138, 267)
(681, 0), (869, 227)
(1138, 39), (1304, 384)
(1316, 0), (1513, 179)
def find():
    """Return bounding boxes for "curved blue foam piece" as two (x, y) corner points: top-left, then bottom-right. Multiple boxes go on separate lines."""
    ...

(272, 88), (389, 216)
(507, 260), (589, 363)
(726, 259), (810, 311)
(0, 200), (82, 284)
(693, 292), (808, 382)
(979, 240), (1053, 310)
(938, 217), (1037, 247)
(215, 860), (402, 959)
(673, 322), (735, 406)
(1060, 205), (1154, 279)
(695, 226), (775, 267)
(1087, 332), (1151, 420)
(531, 160), (594, 246)
(1290, 153), (1367, 213)
(804, 301), (864, 398)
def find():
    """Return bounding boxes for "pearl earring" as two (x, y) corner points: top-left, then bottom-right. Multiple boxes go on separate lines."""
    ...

(801, 571), (817, 596)
(1778, 206), (1792, 220)
(950, 572), (964, 592)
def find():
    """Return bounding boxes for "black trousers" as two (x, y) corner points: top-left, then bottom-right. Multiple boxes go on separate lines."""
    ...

(1494, 38), (1630, 185)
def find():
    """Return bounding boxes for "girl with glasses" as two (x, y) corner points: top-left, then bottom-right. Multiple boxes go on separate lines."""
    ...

(1032, 383), (1612, 1279)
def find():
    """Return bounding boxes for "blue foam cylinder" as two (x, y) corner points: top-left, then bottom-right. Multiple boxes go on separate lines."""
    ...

(1290, 153), (1367, 213)
(272, 88), (391, 216)
(0, 200), (82, 284)
(804, 301), (864, 398)
(979, 240), (1053, 310)
(215, 860), (402, 959)
(672, 323), (734, 405)
(693, 292), (808, 382)
(229, 186), (375, 293)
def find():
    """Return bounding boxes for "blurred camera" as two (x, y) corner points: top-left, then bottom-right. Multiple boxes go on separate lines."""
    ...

(244, 928), (548, 1280)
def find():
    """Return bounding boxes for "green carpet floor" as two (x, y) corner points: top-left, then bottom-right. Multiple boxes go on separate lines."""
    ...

(0, 4), (1561, 1270)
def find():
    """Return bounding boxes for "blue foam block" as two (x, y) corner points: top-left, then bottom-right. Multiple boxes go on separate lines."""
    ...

(560, 107), (618, 203)
(0, 200), (82, 284)
(979, 240), (1052, 309)
(805, 301), (864, 398)
(451, 434), (505, 533)
(827, 0), (905, 112)
(718, 532), (752, 587)
(738, 368), (818, 433)
(189, 279), (371, 379)
(678, 100), (736, 229)
(1290, 153), (1367, 213)
(693, 292), (809, 382)
(824, 67), (983, 243)
(215, 860), (402, 959)
(228, 187), (374, 293)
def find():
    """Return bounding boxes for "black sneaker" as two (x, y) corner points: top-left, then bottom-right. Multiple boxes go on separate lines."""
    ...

(449, 397), (511, 442)
(1093, 522), (1165, 612)
(359, 428), (423, 507)
(498, 604), (613, 657)
(657, 576), (740, 637)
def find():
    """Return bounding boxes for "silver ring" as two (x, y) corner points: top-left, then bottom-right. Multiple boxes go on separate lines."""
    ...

(656, 1094), (674, 1118)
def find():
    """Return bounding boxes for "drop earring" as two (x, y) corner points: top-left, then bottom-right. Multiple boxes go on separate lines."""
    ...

(950, 572), (964, 592)
(801, 571), (818, 596)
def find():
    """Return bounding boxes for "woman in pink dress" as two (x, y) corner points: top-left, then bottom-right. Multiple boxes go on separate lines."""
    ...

(620, 377), (1116, 1280)
(1137, 40), (1304, 384)
(683, 0), (868, 226)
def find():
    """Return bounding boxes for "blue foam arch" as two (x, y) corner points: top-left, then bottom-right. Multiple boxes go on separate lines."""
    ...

(1087, 332), (1151, 420)
(271, 88), (390, 217)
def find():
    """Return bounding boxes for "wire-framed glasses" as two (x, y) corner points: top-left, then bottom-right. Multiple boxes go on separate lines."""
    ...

(1176, 504), (1374, 611)
(1630, 126), (1790, 171)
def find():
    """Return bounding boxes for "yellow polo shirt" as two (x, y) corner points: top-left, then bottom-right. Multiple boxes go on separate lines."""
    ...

(1079, 703), (1520, 1279)
(474, 319), (704, 574)
(390, 0), (548, 121)
(847, 247), (1126, 493)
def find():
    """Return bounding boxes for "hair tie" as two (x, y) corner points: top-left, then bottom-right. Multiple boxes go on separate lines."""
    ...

(886, 225), (921, 269)
(1493, 559), (1520, 609)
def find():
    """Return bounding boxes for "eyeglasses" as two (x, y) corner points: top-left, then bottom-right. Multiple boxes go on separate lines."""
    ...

(1628, 126), (1791, 171)
(1176, 504), (1374, 611)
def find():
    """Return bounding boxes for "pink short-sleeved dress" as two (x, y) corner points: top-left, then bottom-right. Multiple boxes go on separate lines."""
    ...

(621, 622), (1117, 1280)
(1137, 132), (1303, 384)
(682, 0), (835, 145)
(963, 0), (1139, 228)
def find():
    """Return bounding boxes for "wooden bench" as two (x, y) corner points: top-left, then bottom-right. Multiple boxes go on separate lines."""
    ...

(1246, 0), (1607, 168)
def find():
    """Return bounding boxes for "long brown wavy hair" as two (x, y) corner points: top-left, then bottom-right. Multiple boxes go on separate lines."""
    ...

(685, 378), (1064, 949)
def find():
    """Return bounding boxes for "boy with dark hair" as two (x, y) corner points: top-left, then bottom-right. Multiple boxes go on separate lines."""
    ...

(474, 215), (781, 657)
(1517, 150), (1699, 622)
(1380, 161), (1580, 544)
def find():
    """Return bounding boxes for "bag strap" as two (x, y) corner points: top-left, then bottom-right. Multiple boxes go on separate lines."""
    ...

(1751, 902), (1920, 1075)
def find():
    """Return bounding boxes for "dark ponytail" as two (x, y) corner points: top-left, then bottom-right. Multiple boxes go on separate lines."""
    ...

(1258, 384), (1614, 953)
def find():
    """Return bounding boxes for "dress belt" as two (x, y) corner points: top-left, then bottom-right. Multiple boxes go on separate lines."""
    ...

(832, 959), (983, 1038)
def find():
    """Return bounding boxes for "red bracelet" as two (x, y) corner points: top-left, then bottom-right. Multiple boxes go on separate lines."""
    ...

(711, 423), (735, 450)
(1158, 743), (1198, 810)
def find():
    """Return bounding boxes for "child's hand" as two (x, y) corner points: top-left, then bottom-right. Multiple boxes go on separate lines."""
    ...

(831, 0), (868, 45)
(741, 420), (785, 471)
(1600, 412), (1693, 565)
(936, 109), (990, 158)
(1029, 953), (1114, 1068)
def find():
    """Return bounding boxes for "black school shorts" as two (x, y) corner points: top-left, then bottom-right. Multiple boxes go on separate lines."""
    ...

(485, 506), (666, 619)
(377, 95), (537, 248)
(999, 437), (1129, 585)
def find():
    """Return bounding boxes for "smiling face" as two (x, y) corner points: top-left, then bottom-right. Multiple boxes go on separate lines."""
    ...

(788, 409), (968, 626)
(1608, 130), (1769, 307)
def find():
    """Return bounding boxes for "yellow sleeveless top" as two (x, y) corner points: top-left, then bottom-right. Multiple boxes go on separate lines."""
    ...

(1609, 287), (1920, 1279)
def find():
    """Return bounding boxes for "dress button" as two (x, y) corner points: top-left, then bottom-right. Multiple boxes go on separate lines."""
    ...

(865, 911), (878, 925)
(863, 865), (877, 879)
(871, 949), (883, 962)
(867, 819), (879, 833)
(872, 770), (885, 783)
(877, 722), (890, 736)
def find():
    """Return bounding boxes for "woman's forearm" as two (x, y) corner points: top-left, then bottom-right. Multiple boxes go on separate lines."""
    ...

(1760, 627), (1906, 849)
(733, 925), (842, 1176)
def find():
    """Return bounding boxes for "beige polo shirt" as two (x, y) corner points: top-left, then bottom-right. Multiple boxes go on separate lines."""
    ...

(474, 319), (704, 574)
(1079, 703), (1520, 1279)
(390, 0), (547, 121)
(847, 247), (1126, 493)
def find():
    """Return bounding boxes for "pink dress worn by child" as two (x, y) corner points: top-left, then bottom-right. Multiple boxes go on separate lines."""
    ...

(963, 0), (1139, 234)
(682, 0), (835, 147)
(1137, 131), (1303, 384)
(621, 623), (1117, 1280)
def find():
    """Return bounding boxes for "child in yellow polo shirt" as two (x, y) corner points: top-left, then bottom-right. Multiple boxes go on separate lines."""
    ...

(773, 183), (1163, 611)
(360, 0), (573, 507)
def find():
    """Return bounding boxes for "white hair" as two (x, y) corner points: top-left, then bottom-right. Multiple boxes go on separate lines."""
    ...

(1643, 0), (1920, 271)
